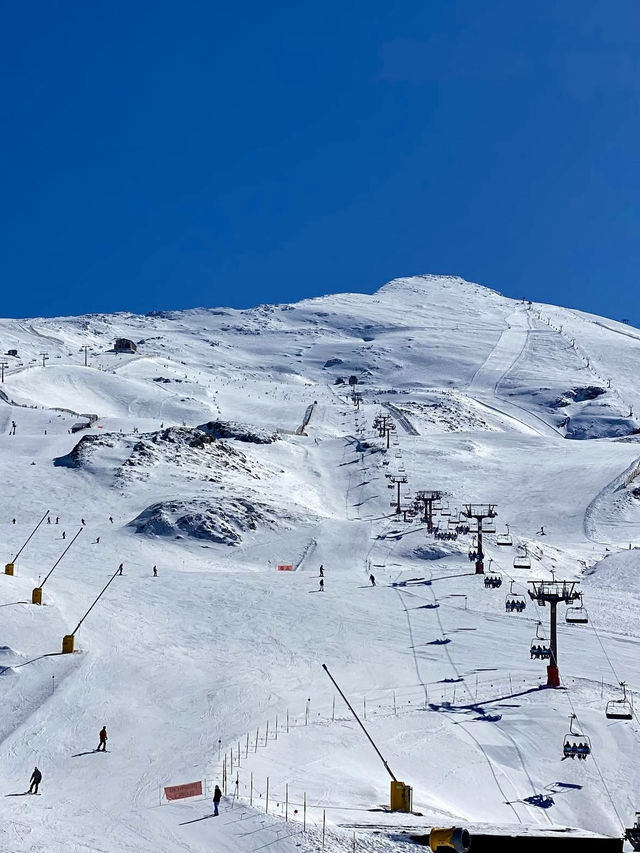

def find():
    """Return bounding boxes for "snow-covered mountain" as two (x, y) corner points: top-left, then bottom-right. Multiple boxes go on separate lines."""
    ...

(1, 275), (639, 852)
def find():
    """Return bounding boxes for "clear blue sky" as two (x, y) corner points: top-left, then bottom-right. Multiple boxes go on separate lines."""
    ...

(1, 1), (638, 321)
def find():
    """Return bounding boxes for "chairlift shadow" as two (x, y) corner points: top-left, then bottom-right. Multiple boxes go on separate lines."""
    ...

(5, 791), (32, 797)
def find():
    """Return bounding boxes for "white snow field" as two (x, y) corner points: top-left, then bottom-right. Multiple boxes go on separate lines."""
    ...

(1, 274), (639, 852)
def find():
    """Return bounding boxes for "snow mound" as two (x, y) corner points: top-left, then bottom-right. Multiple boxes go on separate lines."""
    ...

(128, 497), (299, 545)
(196, 420), (278, 444)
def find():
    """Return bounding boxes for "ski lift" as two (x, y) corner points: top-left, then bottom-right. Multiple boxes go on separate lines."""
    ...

(562, 714), (591, 760)
(482, 518), (496, 533)
(530, 622), (551, 660)
(513, 545), (531, 570)
(440, 502), (451, 517)
(566, 593), (588, 624)
(448, 518), (459, 530)
(605, 682), (633, 720)
(484, 562), (502, 588)
(497, 524), (513, 546)
(505, 581), (526, 613)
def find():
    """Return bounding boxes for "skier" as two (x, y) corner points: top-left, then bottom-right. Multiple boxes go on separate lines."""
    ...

(319, 578), (324, 592)
(81, 518), (85, 526)
(213, 784), (222, 816)
(537, 526), (546, 535)
(109, 516), (114, 524)
(97, 726), (107, 751)
(152, 566), (157, 577)
(95, 537), (100, 544)
(47, 516), (51, 524)
(369, 574), (376, 586)
(12, 518), (16, 525)
(10, 420), (16, 435)
(55, 516), (59, 524)
(62, 531), (66, 540)
(319, 565), (324, 578)
(118, 563), (123, 576)
(28, 766), (42, 794)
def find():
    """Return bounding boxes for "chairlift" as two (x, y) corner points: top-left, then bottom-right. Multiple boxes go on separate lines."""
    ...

(505, 580), (526, 613)
(513, 545), (531, 570)
(440, 502), (451, 517)
(605, 682), (633, 721)
(497, 524), (513, 546)
(530, 622), (552, 660)
(566, 593), (588, 624)
(482, 519), (496, 533)
(448, 518), (459, 530)
(484, 564), (502, 589)
(562, 714), (591, 760)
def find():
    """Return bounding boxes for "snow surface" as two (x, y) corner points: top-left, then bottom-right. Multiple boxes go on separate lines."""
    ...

(1, 274), (639, 852)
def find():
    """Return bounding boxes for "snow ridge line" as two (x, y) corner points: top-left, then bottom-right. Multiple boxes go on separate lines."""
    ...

(583, 453), (640, 545)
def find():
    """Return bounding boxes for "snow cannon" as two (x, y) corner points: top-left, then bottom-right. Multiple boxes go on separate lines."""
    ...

(390, 780), (413, 812)
(5, 562), (14, 575)
(61, 634), (75, 654)
(428, 827), (471, 852)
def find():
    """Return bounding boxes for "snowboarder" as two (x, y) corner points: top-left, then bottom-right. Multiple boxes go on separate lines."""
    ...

(213, 784), (222, 816)
(369, 574), (376, 586)
(152, 566), (157, 577)
(28, 767), (41, 794)
(319, 565), (324, 577)
(319, 578), (324, 592)
(118, 563), (123, 576)
(537, 526), (546, 535)
(97, 726), (107, 751)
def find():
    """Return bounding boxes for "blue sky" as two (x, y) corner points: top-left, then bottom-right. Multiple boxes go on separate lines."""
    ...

(1, 1), (639, 321)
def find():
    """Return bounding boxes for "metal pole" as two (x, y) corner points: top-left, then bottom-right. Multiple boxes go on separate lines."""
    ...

(70, 565), (121, 636)
(322, 809), (326, 848)
(41, 527), (83, 588)
(11, 509), (50, 563)
(303, 791), (306, 831)
(0, 362), (7, 382)
(266, 777), (269, 813)
(285, 783), (288, 821)
(322, 664), (397, 781)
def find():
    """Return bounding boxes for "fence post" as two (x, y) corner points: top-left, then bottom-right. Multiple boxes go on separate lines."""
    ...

(275, 714), (278, 740)
(265, 720), (269, 746)
(246, 732), (249, 758)
(250, 771), (253, 806)
(287, 708), (290, 733)
(285, 783), (288, 821)
(393, 691), (397, 716)
(322, 809), (326, 848)
(332, 696), (335, 721)
(255, 727), (259, 752)
(363, 696), (366, 720)
(303, 791), (306, 831)
(266, 777), (269, 814)
(230, 747), (234, 773)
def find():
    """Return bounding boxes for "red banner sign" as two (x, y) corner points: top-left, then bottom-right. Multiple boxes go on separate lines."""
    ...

(164, 781), (203, 801)
(277, 564), (293, 571)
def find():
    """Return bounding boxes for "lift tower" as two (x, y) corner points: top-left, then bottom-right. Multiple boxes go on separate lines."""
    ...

(415, 491), (443, 531)
(462, 504), (497, 575)
(386, 474), (408, 514)
(527, 578), (580, 687)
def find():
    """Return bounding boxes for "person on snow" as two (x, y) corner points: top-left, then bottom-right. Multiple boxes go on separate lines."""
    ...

(319, 578), (324, 592)
(97, 726), (107, 751)
(28, 767), (42, 794)
(109, 516), (114, 524)
(152, 566), (157, 577)
(81, 518), (86, 526)
(369, 574), (376, 586)
(61, 531), (66, 540)
(118, 563), (123, 576)
(95, 537), (100, 544)
(319, 565), (324, 577)
(213, 784), (222, 816)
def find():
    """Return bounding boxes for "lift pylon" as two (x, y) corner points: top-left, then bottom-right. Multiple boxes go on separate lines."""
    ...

(527, 579), (580, 687)
(462, 504), (497, 574)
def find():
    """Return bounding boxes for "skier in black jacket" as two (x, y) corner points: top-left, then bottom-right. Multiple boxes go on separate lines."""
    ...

(213, 784), (222, 816)
(28, 767), (42, 794)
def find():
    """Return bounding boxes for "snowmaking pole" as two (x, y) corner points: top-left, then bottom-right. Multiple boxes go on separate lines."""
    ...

(322, 664), (413, 813)
(5, 509), (50, 575)
(32, 527), (83, 604)
(61, 565), (121, 653)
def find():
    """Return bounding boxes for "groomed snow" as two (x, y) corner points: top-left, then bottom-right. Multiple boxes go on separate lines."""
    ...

(1, 275), (639, 852)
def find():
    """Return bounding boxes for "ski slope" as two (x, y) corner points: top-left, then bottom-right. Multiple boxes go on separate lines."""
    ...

(1, 275), (639, 852)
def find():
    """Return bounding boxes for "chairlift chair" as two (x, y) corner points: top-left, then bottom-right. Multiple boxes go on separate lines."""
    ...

(440, 502), (451, 517)
(482, 519), (496, 533)
(605, 682), (633, 720)
(530, 622), (552, 660)
(513, 545), (531, 570)
(562, 714), (591, 760)
(497, 524), (513, 546)
(448, 518), (459, 530)
(566, 593), (588, 624)
(484, 572), (502, 589)
(505, 580), (526, 613)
